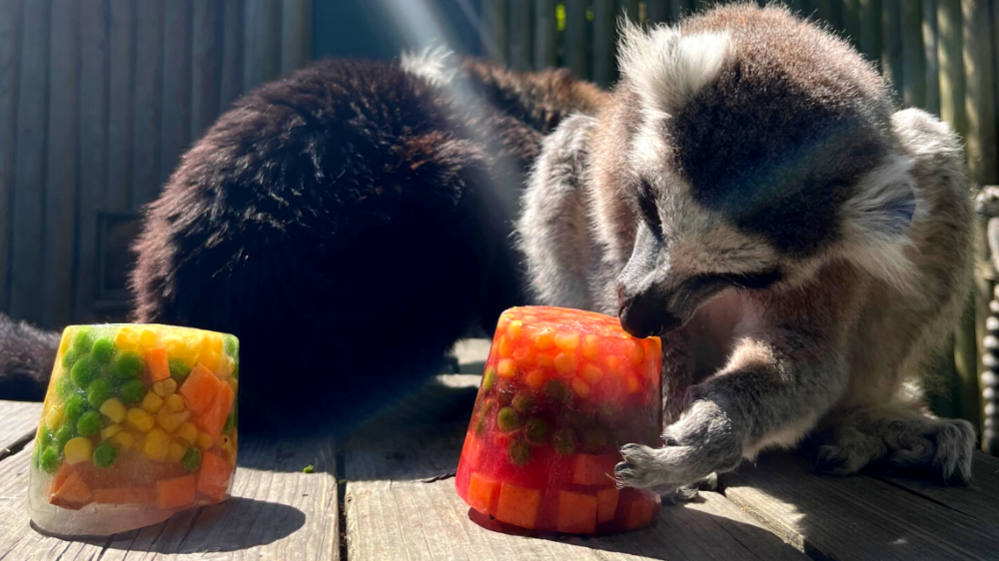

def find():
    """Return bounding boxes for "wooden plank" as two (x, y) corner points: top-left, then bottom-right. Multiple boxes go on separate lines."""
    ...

(191, 0), (220, 141)
(344, 377), (805, 561)
(0, 435), (338, 559)
(876, 452), (999, 525)
(858, 0), (883, 68)
(243, 0), (281, 92)
(564, 0), (588, 79)
(816, 0), (842, 28)
(219, 0), (245, 110)
(132, 0), (165, 210)
(937, 0), (967, 139)
(534, 0), (556, 69)
(669, 0), (688, 21)
(0, 400), (42, 454)
(75, 0), (110, 323)
(841, 0), (862, 48)
(281, 0), (312, 76)
(159, 0), (191, 188)
(508, 0), (530, 72)
(725, 451), (999, 560)
(0, 0), (20, 311)
(963, 0), (998, 187)
(922, 0), (941, 116)
(881, 0), (904, 104)
(483, 0), (508, 66)
(106, 0), (134, 213)
(9, 0), (49, 324)
(900, 0), (926, 108)
(647, 0), (671, 24)
(592, 0), (616, 86)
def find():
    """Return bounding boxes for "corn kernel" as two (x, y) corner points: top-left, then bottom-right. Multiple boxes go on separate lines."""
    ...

(626, 340), (645, 364)
(110, 431), (135, 451)
(497, 336), (512, 358)
(506, 320), (523, 341)
(141, 392), (164, 413)
(139, 329), (158, 349)
(533, 327), (555, 350)
(164, 393), (185, 413)
(197, 432), (213, 450)
(571, 378), (591, 398)
(101, 423), (122, 440)
(126, 407), (156, 433)
(153, 378), (178, 397)
(143, 428), (170, 460)
(157, 407), (190, 432)
(64, 436), (93, 465)
(44, 406), (64, 430)
(625, 375), (641, 394)
(218, 356), (236, 378)
(554, 352), (578, 375)
(497, 358), (517, 379)
(524, 369), (546, 389)
(555, 332), (580, 351)
(176, 422), (198, 444)
(581, 364), (604, 384)
(99, 398), (126, 424)
(582, 335), (601, 361)
(200, 350), (222, 373)
(167, 442), (187, 463)
(115, 327), (140, 351)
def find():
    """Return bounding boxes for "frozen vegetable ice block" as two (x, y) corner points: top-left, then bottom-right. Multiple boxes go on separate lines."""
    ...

(456, 306), (663, 535)
(27, 324), (239, 536)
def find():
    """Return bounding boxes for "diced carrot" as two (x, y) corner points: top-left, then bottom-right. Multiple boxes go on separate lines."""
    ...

(557, 490), (598, 534)
(51, 471), (94, 507)
(145, 346), (171, 382)
(197, 451), (233, 500)
(197, 381), (235, 441)
(571, 454), (617, 486)
(179, 363), (223, 414)
(596, 487), (620, 523)
(466, 472), (500, 515)
(495, 482), (541, 529)
(49, 461), (73, 497)
(626, 497), (657, 530)
(156, 475), (196, 510)
(94, 486), (157, 505)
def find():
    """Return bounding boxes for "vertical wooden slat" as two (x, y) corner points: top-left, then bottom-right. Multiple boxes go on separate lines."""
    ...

(859, 0), (883, 68)
(647, 0), (670, 24)
(534, 0), (556, 69)
(937, 0), (966, 138)
(900, 0), (926, 108)
(281, 0), (311, 76)
(244, 0), (281, 91)
(132, 0), (164, 210)
(564, 0), (588, 79)
(963, 0), (997, 187)
(817, 0), (843, 28)
(508, 0), (531, 72)
(75, 0), (109, 323)
(106, 0), (133, 212)
(621, 0), (641, 22)
(192, 0), (219, 140)
(669, 0), (688, 20)
(592, 0), (616, 86)
(842, 0), (862, 48)
(0, 0), (20, 310)
(9, 0), (49, 323)
(881, 0), (904, 103)
(483, 0), (507, 65)
(923, 0), (941, 116)
(159, 0), (191, 188)
(219, 0), (244, 111)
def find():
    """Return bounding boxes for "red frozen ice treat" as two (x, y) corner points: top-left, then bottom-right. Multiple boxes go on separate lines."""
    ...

(456, 306), (663, 535)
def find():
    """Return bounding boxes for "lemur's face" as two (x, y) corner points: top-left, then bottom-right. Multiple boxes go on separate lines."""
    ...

(608, 10), (902, 338)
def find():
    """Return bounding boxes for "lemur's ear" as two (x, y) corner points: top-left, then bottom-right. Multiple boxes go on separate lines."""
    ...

(840, 155), (919, 291)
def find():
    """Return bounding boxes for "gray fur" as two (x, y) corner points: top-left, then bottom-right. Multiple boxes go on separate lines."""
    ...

(518, 4), (976, 496)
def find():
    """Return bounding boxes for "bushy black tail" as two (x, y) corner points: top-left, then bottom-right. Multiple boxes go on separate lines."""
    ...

(0, 313), (59, 401)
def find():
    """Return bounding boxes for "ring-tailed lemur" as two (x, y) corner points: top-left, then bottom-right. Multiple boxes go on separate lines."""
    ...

(518, 4), (976, 491)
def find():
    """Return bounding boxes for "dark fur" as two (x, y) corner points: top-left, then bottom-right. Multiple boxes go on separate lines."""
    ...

(0, 314), (60, 401)
(0, 57), (604, 435)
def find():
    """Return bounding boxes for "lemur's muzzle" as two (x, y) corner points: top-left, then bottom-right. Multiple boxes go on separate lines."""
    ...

(617, 286), (683, 338)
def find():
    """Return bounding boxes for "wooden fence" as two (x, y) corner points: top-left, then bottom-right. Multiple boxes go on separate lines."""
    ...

(0, 0), (312, 328)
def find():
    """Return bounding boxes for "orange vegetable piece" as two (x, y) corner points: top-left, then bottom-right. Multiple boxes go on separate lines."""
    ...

(51, 471), (93, 507)
(197, 451), (233, 500)
(495, 482), (541, 529)
(198, 382), (235, 441)
(466, 472), (500, 514)
(557, 490), (597, 533)
(145, 346), (171, 382)
(49, 461), (73, 496)
(94, 486), (157, 505)
(157, 474), (196, 509)
(626, 497), (656, 530)
(571, 454), (616, 486)
(597, 487), (620, 523)
(179, 363), (223, 414)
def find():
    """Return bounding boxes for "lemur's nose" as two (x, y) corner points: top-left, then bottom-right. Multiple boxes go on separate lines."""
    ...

(617, 287), (681, 338)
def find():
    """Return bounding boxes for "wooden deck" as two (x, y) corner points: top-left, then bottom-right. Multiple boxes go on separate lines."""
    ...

(1, 340), (998, 560)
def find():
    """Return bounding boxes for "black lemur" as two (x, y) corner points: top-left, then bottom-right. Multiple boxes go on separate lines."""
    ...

(0, 51), (606, 435)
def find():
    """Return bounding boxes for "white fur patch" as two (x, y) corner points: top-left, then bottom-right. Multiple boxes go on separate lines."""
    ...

(400, 45), (458, 87)
(617, 19), (733, 114)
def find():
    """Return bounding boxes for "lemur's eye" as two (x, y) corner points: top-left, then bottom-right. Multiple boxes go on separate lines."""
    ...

(637, 179), (662, 233)
(719, 269), (783, 290)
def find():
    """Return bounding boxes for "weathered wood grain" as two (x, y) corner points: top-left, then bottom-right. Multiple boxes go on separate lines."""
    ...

(859, 0), (883, 68)
(281, 0), (312, 77)
(877, 452), (999, 526)
(243, 0), (281, 92)
(881, 0), (904, 103)
(0, 0), (19, 310)
(508, 0), (531, 72)
(937, 0), (967, 139)
(564, 0), (589, 80)
(106, 0), (134, 213)
(646, 0), (670, 24)
(159, 0), (192, 188)
(0, 434), (338, 560)
(0, 400), (42, 454)
(534, 0), (557, 69)
(483, 0), (508, 66)
(219, 0), (245, 111)
(725, 451), (999, 560)
(900, 0), (926, 108)
(592, 0), (616, 87)
(191, 0), (220, 140)
(922, 0), (941, 116)
(132, 0), (165, 210)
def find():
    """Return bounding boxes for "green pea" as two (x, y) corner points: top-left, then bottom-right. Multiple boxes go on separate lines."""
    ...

(598, 403), (618, 423)
(224, 334), (239, 358)
(71, 355), (100, 388)
(39, 445), (61, 474)
(511, 392), (536, 413)
(497, 407), (520, 432)
(114, 352), (145, 380)
(169, 358), (192, 382)
(223, 413), (235, 434)
(61, 349), (81, 370)
(77, 410), (101, 437)
(55, 375), (79, 399)
(482, 367), (497, 392)
(119, 380), (147, 405)
(91, 337), (116, 363)
(64, 393), (88, 422)
(232, 361), (239, 380)
(554, 428), (577, 456)
(474, 412), (487, 435)
(525, 418), (549, 444)
(38, 426), (54, 448)
(55, 424), (77, 448)
(544, 379), (572, 404)
(508, 439), (531, 467)
(71, 328), (94, 355)
(86, 378), (115, 408)
(181, 448), (202, 472)
(583, 428), (609, 451)
(92, 442), (117, 468)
